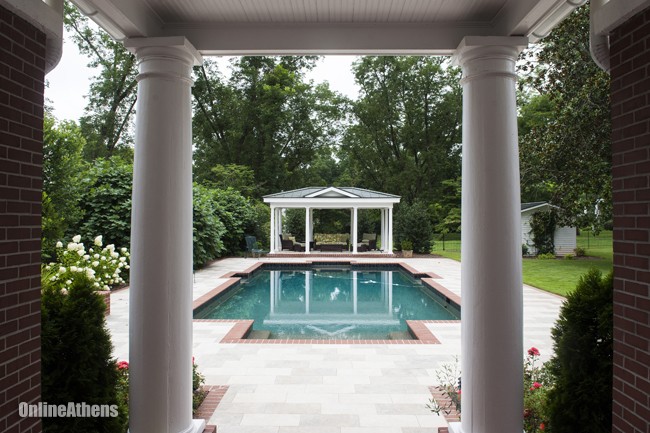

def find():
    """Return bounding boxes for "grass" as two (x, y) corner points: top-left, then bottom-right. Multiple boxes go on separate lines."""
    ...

(430, 230), (613, 297)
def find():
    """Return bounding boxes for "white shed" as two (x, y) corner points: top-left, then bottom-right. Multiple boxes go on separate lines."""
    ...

(521, 202), (577, 256)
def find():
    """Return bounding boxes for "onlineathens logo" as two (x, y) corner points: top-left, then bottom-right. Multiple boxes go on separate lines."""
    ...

(19, 402), (118, 418)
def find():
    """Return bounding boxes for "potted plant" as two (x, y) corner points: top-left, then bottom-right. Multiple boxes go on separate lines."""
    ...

(401, 239), (414, 258)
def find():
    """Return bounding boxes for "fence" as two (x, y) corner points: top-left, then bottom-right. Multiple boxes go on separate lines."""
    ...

(431, 232), (461, 252)
(431, 230), (612, 255)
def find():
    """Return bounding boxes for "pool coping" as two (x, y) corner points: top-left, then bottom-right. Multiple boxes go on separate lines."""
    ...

(192, 261), (462, 345)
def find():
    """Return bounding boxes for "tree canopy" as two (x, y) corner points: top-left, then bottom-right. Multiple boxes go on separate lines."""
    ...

(518, 5), (611, 229)
(192, 57), (348, 195)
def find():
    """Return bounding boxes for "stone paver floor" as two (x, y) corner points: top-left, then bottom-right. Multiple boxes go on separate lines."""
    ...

(107, 256), (563, 433)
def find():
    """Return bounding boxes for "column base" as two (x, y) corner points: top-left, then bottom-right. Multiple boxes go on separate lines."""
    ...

(188, 419), (206, 433)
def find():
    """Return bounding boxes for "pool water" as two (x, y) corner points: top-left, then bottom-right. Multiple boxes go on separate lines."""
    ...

(194, 266), (459, 340)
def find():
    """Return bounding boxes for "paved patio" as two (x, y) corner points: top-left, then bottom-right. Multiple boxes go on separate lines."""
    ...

(106, 257), (563, 433)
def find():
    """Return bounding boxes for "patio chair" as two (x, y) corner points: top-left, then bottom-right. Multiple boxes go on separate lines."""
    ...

(245, 235), (267, 258)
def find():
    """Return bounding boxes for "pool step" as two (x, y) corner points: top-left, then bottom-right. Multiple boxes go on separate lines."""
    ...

(248, 330), (271, 339)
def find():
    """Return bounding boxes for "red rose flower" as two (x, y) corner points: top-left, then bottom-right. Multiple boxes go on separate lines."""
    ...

(540, 422), (545, 431)
(528, 347), (540, 357)
(117, 360), (129, 370)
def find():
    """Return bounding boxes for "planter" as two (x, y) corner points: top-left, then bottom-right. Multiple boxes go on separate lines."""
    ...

(97, 290), (111, 315)
(402, 250), (413, 258)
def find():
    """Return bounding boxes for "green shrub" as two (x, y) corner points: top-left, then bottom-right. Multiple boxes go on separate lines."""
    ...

(537, 253), (556, 260)
(79, 157), (133, 250)
(210, 188), (261, 254)
(563, 254), (574, 260)
(283, 208), (306, 241)
(573, 246), (586, 257)
(546, 269), (613, 433)
(193, 184), (227, 268)
(522, 243), (530, 256)
(401, 239), (413, 251)
(394, 201), (433, 253)
(529, 210), (557, 256)
(41, 273), (127, 433)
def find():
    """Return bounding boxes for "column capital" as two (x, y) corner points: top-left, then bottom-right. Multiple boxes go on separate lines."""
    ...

(125, 37), (202, 84)
(125, 36), (202, 64)
(452, 36), (528, 83)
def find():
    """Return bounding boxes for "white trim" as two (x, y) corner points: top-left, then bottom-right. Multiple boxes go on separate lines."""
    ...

(305, 186), (358, 198)
(593, 0), (650, 35)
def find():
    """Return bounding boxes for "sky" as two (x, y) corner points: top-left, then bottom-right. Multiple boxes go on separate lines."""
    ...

(45, 31), (361, 122)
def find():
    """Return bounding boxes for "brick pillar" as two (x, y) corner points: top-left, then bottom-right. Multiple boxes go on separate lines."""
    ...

(0, 4), (45, 433)
(610, 6), (650, 433)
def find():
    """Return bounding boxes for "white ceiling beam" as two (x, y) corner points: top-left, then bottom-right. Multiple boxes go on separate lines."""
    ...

(492, 0), (585, 42)
(163, 22), (498, 55)
(71, 0), (163, 39)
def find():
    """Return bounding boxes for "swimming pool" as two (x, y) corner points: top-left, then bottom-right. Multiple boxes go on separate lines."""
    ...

(194, 265), (460, 340)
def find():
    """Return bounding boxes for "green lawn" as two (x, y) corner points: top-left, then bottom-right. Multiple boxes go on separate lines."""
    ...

(431, 230), (613, 297)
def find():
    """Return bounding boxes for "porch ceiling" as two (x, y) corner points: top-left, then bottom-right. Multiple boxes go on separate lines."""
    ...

(70, 0), (582, 54)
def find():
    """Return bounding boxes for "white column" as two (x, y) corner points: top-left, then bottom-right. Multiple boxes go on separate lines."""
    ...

(450, 36), (527, 433)
(387, 208), (393, 252)
(305, 207), (311, 253)
(379, 209), (386, 251)
(309, 208), (314, 251)
(270, 206), (276, 252)
(352, 207), (358, 253)
(125, 37), (204, 433)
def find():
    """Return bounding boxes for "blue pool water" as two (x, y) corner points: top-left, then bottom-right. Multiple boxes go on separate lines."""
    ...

(194, 266), (459, 340)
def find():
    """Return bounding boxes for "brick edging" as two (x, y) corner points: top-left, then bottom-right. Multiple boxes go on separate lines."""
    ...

(195, 385), (229, 422)
(429, 385), (461, 424)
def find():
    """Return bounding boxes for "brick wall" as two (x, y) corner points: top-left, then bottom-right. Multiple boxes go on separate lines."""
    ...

(610, 6), (650, 433)
(0, 4), (45, 433)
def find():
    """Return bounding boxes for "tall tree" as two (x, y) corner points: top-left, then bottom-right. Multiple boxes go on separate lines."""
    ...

(192, 57), (347, 196)
(42, 111), (86, 257)
(64, 2), (137, 160)
(340, 56), (462, 205)
(518, 5), (611, 229)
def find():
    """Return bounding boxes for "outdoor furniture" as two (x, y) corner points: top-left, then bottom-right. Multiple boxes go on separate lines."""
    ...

(280, 234), (294, 250)
(361, 233), (377, 250)
(245, 236), (266, 258)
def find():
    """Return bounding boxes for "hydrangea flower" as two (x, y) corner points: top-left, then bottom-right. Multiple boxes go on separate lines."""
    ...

(73, 235), (81, 243)
(94, 235), (103, 246)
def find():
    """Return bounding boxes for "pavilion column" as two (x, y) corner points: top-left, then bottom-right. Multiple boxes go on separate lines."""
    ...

(450, 36), (527, 433)
(380, 209), (386, 252)
(387, 208), (393, 252)
(309, 208), (314, 248)
(305, 207), (311, 253)
(352, 207), (358, 253)
(125, 37), (204, 433)
(270, 206), (276, 252)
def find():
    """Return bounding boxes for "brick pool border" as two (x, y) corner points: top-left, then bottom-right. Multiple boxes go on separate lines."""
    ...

(192, 261), (461, 345)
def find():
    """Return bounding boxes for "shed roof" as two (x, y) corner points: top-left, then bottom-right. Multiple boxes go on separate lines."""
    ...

(521, 201), (548, 212)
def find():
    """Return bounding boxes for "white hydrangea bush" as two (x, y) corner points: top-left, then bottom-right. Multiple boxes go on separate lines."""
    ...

(45, 235), (130, 291)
